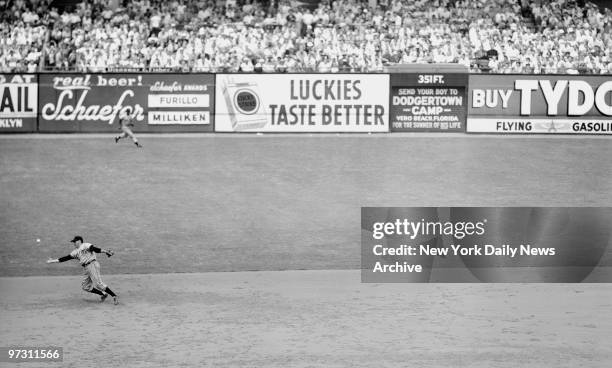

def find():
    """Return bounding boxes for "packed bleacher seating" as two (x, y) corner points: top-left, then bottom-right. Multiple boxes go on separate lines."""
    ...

(0, 0), (611, 73)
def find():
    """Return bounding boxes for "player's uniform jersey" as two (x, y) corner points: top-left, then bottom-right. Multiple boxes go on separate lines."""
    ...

(70, 242), (97, 266)
(120, 116), (135, 129)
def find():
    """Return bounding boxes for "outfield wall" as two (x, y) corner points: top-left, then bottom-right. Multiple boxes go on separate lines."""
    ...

(38, 74), (215, 133)
(0, 74), (37, 132)
(389, 73), (467, 132)
(1, 73), (611, 134)
(468, 74), (612, 134)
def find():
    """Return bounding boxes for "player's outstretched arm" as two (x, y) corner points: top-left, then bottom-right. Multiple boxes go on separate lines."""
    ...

(46, 255), (72, 263)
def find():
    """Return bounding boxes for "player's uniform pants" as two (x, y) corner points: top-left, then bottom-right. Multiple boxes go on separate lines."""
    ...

(119, 126), (138, 142)
(81, 260), (107, 292)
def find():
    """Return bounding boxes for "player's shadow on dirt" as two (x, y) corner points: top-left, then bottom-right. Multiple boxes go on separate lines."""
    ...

(81, 298), (120, 305)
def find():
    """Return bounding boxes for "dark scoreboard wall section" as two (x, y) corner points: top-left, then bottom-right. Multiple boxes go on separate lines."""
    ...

(389, 73), (468, 132)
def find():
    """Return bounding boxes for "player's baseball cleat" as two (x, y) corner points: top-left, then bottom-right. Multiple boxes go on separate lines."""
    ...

(135, 142), (142, 148)
(113, 296), (119, 305)
(114, 137), (119, 143)
(100, 294), (108, 302)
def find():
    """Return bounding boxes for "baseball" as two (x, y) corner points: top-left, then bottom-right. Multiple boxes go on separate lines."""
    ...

(36, 238), (41, 243)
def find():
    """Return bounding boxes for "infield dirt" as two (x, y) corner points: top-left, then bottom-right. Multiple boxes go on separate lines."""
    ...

(2, 271), (612, 368)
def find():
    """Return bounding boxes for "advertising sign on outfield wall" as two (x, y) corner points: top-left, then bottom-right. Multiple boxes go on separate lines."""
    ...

(468, 75), (612, 134)
(0, 74), (37, 132)
(389, 73), (467, 132)
(38, 74), (214, 132)
(215, 74), (389, 132)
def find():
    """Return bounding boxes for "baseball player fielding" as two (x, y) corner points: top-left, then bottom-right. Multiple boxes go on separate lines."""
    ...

(46, 235), (119, 304)
(115, 108), (143, 148)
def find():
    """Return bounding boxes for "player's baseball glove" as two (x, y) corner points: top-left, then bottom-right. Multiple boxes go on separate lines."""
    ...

(106, 249), (115, 257)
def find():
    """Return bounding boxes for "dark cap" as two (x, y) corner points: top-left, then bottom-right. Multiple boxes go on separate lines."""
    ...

(70, 236), (83, 243)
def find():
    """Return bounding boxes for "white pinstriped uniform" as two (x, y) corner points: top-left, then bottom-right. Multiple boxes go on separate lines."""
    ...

(70, 243), (107, 292)
(119, 116), (138, 141)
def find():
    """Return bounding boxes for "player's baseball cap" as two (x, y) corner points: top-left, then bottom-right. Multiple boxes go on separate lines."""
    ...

(70, 236), (83, 243)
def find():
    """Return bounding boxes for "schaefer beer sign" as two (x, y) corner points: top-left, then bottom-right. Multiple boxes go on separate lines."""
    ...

(38, 74), (214, 132)
(468, 75), (612, 134)
(0, 74), (37, 132)
(215, 74), (389, 132)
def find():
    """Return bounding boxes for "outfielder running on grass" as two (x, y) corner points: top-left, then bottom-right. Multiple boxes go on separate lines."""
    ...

(46, 235), (119, 305)
(114, 108), (142, 147)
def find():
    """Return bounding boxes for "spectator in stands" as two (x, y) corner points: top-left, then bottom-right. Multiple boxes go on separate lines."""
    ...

(1, 0), (610, 74)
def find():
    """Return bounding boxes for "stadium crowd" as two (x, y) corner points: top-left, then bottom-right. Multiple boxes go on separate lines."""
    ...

(0, 0), (611, 74)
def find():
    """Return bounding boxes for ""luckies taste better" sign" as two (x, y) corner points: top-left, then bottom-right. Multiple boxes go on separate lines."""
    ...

(214, 74), (389, 132)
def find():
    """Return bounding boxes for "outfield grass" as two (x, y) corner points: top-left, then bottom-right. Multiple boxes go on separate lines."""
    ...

(1, 135), (611, 276)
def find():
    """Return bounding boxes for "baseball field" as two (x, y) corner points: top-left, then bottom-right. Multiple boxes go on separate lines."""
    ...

(1, 134), (612, 367)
